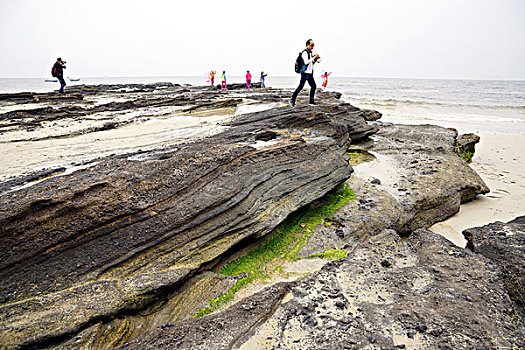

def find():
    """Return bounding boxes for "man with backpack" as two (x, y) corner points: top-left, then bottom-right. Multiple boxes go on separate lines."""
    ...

(290, 39), (320, 107)
(51, 58), (67, 94)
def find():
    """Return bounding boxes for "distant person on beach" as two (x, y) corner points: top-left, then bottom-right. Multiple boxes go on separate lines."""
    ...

(246, 70), (252, 89)
(321, 72), (331, 88)
(51, 58), (67, 94)
(260, 71), (268, 88)
(221, 71), (227, 90)
(290, 39), (320, 107)
(210, 71), (216, 86)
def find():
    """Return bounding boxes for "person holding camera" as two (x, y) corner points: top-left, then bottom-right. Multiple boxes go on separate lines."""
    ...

(260, 71), (268, 88)
(51, 58), (67, 94)
(290, 39), (320, 107)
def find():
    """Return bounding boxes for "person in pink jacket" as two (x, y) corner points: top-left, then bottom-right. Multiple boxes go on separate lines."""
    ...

(246, 70), (252, 89)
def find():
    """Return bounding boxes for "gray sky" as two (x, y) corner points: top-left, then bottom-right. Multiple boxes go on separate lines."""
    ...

(1, 0), (524, 79)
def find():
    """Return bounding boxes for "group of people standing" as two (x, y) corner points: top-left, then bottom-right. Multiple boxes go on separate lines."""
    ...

(208, 71), (227, 90)
(246, 71), (268, 89)
(51, 39), (329, 101)
(208, 70), (268, 91)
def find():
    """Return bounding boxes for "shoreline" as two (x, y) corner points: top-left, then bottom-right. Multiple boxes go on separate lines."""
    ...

(430, 131), (525, 246)
(355, 110), (525, 247)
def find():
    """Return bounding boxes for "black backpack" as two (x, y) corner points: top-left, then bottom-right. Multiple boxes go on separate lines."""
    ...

(51, 63), (57, 77)
(294, 49), (309, 74)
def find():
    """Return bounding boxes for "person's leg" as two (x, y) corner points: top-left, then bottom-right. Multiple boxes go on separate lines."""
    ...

(58, 76), (66, 94)
(307, 74), (317, 103)
(291, 73), (308, 104)
(247, 80), (251, 89)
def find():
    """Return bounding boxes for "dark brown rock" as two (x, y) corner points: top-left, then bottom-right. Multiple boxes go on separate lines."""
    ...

(463, 216), (525, 310)
(360, 108), (382, 121)
(456, 133), (480, 156)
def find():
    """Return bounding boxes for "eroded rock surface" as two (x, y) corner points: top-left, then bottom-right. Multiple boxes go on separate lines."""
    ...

(463, 216), (525, 310)
(300, 123), (489, 257)
(118, 229), (524, 350)
(456, 132), (480, 156)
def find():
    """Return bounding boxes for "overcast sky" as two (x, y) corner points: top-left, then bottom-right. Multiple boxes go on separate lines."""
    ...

(1, 0), (524, 79)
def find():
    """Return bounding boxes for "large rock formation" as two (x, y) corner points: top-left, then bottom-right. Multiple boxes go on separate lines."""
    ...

(0, 83), (499, 349)
(0, 84), (374, 349)
(299, 123), (489, 256)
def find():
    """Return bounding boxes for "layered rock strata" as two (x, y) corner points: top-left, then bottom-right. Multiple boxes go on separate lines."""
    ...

(0, 85), (372, 349)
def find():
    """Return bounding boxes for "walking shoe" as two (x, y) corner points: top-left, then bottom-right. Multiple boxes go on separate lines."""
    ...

(289, 99), (296, 108)
(308, 101), (318, 106)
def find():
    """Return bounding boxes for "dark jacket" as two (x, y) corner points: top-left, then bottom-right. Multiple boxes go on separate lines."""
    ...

(53, 62), (66, 77)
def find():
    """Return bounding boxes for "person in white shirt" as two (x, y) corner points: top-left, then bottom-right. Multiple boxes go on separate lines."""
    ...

(290, 39), (320, 107)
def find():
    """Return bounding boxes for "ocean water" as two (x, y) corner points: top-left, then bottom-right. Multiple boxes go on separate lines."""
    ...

(327, 77), (525, 134)
(1, 76), (524, 134)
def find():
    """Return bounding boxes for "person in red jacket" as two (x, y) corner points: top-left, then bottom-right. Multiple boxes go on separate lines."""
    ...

(246, 70), (252, 89)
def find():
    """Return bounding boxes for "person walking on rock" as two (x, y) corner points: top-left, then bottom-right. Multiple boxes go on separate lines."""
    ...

(51, 58), (67, 94)
(221, 71), (227, 91)
(290, 39), (320, 107)
(246, 70), (252, 89)
(260, 71), (268, 88)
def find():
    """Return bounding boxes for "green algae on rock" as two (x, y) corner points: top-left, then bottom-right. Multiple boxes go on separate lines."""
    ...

(194, 184), (356, 317)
